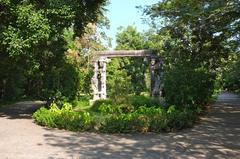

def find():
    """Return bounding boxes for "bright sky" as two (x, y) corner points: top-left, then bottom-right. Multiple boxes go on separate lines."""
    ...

(104, 0), (159, 49)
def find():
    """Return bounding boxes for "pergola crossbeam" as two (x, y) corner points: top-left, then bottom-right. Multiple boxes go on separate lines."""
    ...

(92, 50), (156, 61)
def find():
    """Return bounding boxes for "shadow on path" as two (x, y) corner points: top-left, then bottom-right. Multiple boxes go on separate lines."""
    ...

(0, 101), (45, 119)
(40, 92), (240, 159)
(0, 93), (239, 159)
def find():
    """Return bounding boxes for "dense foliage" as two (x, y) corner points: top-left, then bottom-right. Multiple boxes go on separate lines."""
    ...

(33, 97), (200, 133)
(143, 0), (240, 107)
(164, 66), (215, 107)
(107, 26), (150, 97)
(222, 54), (240, 93)
(2, 0), (239, 134)
(0, 0), (108, 101)
(33, 103), (92, 131)
(107, 58), (132, 102)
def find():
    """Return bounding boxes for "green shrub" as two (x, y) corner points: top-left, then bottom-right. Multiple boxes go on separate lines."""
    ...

(33, 98), (199, 133)
(107, 58), (133, 102)
(101, 112), (150, 133)
(91, 101), (134, 115)
(71, 97), (90, 109)
(165, 106), (196, 131)
(91, 99), (114, 111)
(223, 54), (240, 93)
(32, 107), (56, 127)
(99, 106), (198, 133)
(98, 104), (121, 114)
(118, 104), (135, 113)
(164, 65), (215, 108)
(33, 102), (92, 131)
(90, 95), (161, 115)
(127, 95), (161, 109)
(101, 114), (134, 133)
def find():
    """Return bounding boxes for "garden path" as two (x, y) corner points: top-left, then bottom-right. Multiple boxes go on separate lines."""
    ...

(0, 92), (239, 159)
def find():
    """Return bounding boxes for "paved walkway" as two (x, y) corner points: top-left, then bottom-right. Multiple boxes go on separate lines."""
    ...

(0, 92), (239, 159)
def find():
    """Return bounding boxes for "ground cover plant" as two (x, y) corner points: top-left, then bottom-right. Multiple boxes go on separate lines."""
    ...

(33, 96), (200, 133)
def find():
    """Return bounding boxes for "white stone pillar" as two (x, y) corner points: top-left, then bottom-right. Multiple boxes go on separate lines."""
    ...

(91, 60), (100, 101)
(91, 57), (109, 103)
(98, 57), (107, 99)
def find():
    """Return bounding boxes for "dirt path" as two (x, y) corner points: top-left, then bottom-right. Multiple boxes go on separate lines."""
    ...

(0, 93), (239, 159)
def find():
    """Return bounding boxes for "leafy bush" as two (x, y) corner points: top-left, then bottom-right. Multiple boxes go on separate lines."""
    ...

(100, 108), (154, 133)
(100, 106), (198, 133)
(98, 104), (121, 114)
(33, 100), (199, 133)
(223, 54), (240, 93)
(91, 97), (158, 114)
(127, 95), (161, 109)
(97, 103), (135, 114)
(107, 59), (133, 102)
(71, 96), (90, 109)
(33, 103), (92, 131)
(91, 99), (114, 112)
(164, 65), (215, 108)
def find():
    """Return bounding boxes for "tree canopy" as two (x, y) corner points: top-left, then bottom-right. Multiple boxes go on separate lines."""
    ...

(145, 0), (240, 66)
(0, 0), (108, 101)
(142, 0), (240, 107)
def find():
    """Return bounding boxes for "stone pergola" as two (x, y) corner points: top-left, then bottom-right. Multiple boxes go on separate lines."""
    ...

(91, 50), (163, 102)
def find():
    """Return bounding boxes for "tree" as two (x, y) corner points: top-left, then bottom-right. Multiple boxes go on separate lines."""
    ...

(222, 54), (240, 93)
(107, 58), (132, 102)
(114, 26), (149, 95)
(143, 0), (240, 107)
(64, 23), (110, 96)
(145, 0), (240, 68)
(0, 0), (108, 101)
